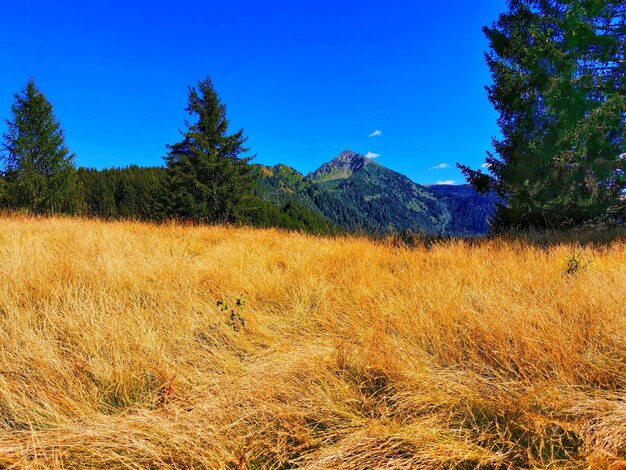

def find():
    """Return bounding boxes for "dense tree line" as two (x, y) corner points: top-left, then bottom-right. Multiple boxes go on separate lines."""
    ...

(77, 166), (167, 220)
(246, 198), (339, 234)
(77, 164), (337, 233)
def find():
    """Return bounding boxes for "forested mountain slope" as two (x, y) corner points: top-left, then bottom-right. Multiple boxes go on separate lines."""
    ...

(254, 149), (496, 235)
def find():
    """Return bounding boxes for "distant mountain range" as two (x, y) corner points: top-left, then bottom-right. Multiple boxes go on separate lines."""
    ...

(252, 149), (496, 236)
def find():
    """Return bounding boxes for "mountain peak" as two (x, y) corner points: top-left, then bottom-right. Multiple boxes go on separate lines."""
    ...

(308, 149), (372, 183)
(256, 150), (496, 236)
(334, 149), (372, 165)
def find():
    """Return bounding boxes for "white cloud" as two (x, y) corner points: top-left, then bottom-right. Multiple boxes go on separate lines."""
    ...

(431, 163), (451, 170)
(481, 162), (491, 168)
(365, 152), (381, 159)
(369, 130), (382, 137)
(436, 180), (457, 185)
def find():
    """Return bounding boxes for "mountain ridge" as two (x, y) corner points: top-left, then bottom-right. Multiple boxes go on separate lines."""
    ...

(253, 149), (496, 235)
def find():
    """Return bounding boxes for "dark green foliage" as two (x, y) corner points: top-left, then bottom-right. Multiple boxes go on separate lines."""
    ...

(164, 77), (255, 223)
(303, 184), (373, 233)
(77, 166), (167, 220)
(428, 185), (498, 235)
(251, 163), (315, 210)
(76, 163), (338, 234)
(244, 196), (339, 234)
(1, 79), (83, 214)
(460, 0), (626, 229)
(317, 159), (447, 234)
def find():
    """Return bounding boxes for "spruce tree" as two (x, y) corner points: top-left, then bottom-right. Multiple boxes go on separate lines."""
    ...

(164, 77), (254, 223)
(1, 79), (83, 214)
(459, 0), (625, 229)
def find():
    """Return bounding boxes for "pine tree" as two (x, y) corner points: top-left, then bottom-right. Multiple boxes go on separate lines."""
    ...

(459, 0), (625, 229)
(164, 77), (254, 223)
(1, 79), (83, 214)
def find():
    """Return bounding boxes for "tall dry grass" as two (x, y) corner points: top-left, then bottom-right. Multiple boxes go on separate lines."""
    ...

(0, 215), (625, 469)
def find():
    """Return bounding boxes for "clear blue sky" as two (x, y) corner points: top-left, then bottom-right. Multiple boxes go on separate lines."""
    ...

(1, 0), (505, 185)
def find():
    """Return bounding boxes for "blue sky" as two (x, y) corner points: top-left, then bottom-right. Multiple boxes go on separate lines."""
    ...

(0, 0), (505, 185)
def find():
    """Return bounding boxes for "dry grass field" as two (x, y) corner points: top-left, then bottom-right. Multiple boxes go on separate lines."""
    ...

(0, 215), (625, 469)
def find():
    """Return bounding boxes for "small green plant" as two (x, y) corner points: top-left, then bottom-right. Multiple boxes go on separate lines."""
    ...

(217, 295), (246, 332)
(565, 252), (589, 275)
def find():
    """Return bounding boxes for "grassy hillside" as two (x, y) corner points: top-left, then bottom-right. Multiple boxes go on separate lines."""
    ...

(0, 216), (625, 469)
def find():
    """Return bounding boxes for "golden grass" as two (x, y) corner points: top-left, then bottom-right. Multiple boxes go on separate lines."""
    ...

(0, 215), (625, 469)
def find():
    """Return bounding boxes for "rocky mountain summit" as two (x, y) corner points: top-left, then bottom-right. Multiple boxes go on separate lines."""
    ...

(308, 149), (373, 184)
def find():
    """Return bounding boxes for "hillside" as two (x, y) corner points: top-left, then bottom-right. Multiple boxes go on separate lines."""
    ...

(0, 216), (625, 469)
(428, 184), (498, 235)
(254, 150), (497, 235)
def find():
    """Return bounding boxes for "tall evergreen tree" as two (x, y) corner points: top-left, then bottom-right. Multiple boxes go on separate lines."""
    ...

(1, 79), (83, 214)
(164, 77), (254, 223)
(459, 0), (625, 229)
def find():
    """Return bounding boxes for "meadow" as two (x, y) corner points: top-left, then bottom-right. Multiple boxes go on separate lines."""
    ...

(0, 215), (625, 469)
